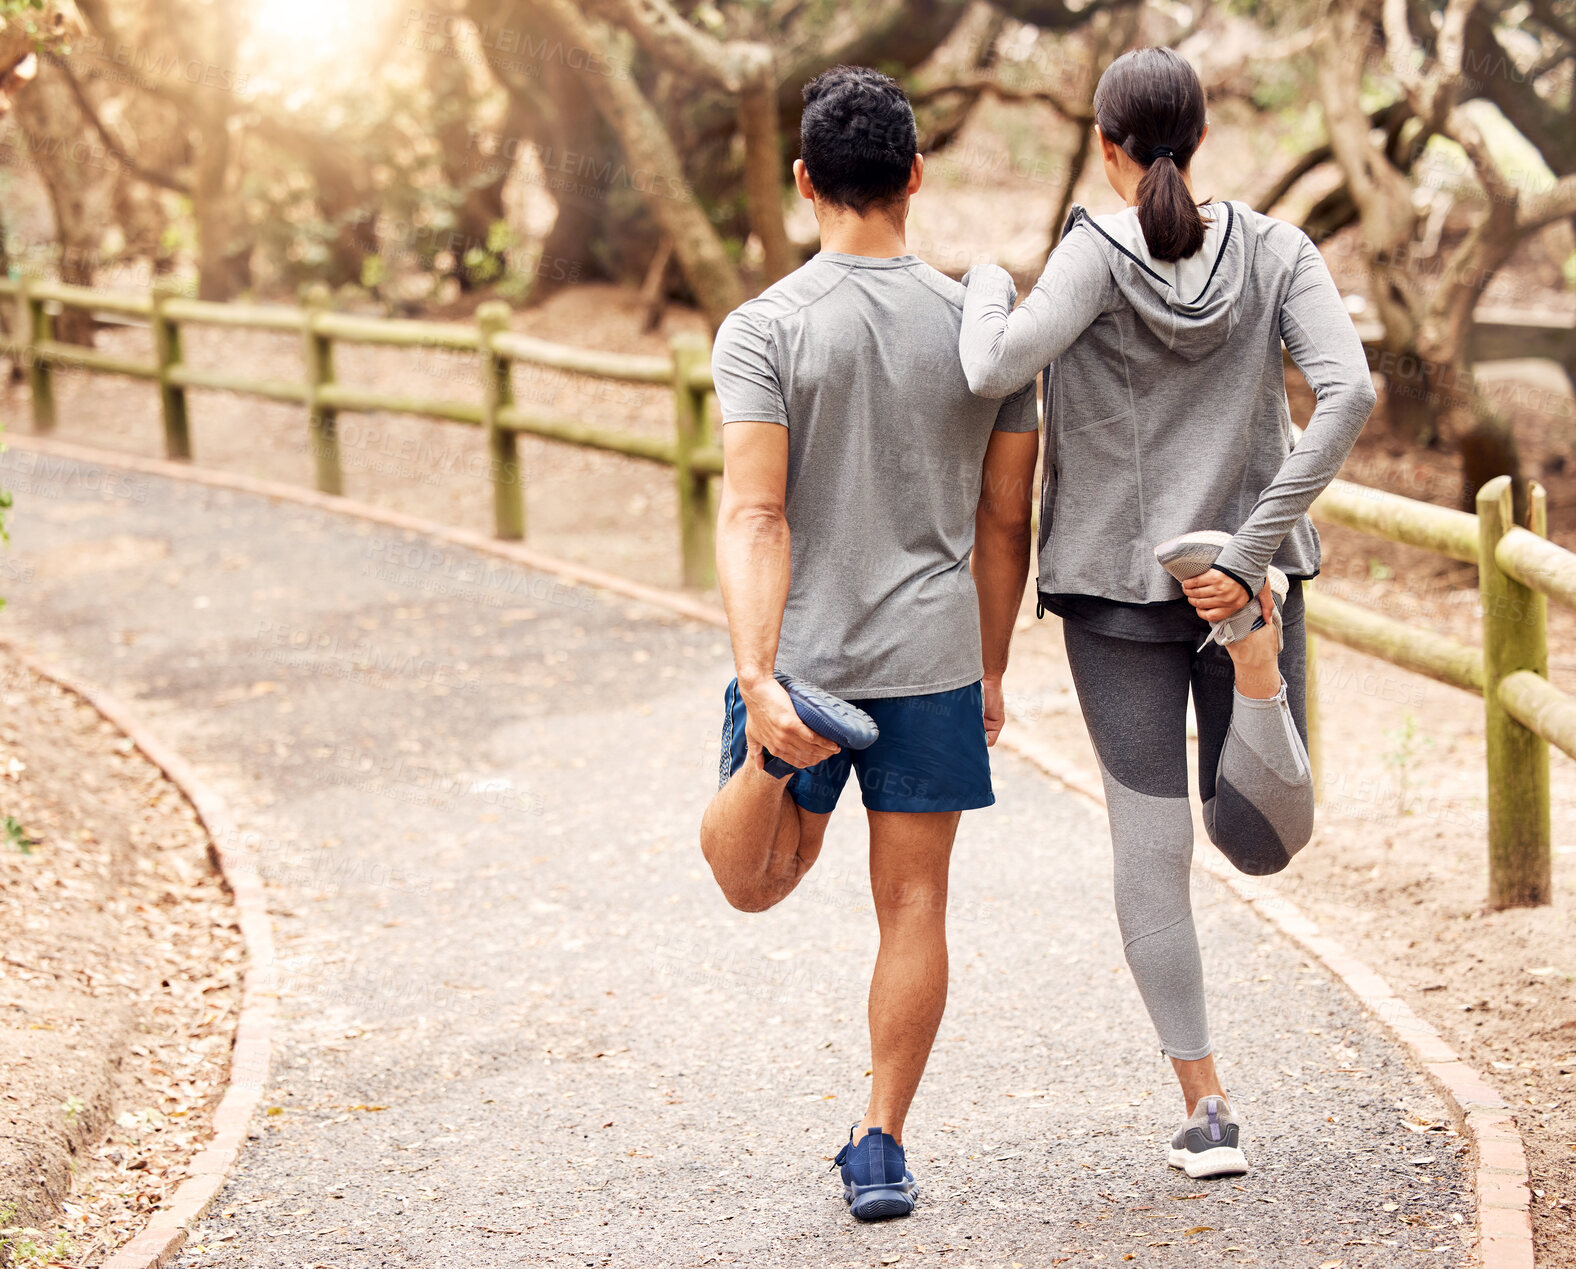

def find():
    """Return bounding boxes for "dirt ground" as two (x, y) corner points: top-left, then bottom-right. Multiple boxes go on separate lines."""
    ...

(0, 648), (242, 1266)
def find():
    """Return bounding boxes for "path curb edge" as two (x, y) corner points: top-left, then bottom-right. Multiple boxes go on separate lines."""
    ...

(0, 639), (277, 1269)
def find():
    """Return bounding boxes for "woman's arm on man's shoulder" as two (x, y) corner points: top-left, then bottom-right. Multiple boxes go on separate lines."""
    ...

(958, 226), (1112, 399)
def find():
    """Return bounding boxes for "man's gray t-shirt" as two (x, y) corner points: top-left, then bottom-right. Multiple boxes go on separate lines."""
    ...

(711, 251), (1038, 700)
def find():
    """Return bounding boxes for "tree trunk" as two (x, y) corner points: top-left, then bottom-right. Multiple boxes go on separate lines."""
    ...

(1458, 393), (1525, 520)
(531, 52), (632, 298)
(426, 44), (519, 291)
(739, 73), (793, 284)
(192, 0), (245, 300)
(12, 60), (101, 344)
(1375, 339), (1441, 448)
(193, 119), (248, 301)
(536, 0), (744, 330)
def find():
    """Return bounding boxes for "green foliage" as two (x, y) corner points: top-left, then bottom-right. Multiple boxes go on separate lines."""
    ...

(0, 1223), (75, 1269)
(0, 1202), (75, 1269)
(1563, 252), (1576, 292)
(3, 816), (34, 853)
(1382, 714), (1434, 809)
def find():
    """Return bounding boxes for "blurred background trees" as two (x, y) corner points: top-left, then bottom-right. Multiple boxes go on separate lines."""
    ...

(0, 0), (1572, 504)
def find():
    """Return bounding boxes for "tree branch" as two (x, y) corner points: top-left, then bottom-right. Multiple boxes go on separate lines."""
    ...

(995, 0), (1141, 33)
(1385, 0), (1481, 127)
(1318, 2), (1416, 239)
(1255, 143), (1333, 213)
(1444, 101), (1518, 209)
(1518, 172), (1576, 234)
(908, 72), (1094, 123)
(52, 54), (188, 193)
(70, 0), (196, 110)
(1529, 0), (1576, 48)
(579, 0), (759, 91)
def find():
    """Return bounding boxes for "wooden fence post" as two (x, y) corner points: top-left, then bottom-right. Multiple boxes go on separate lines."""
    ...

(477, 301), (524, 541)
(671, 333), (715, 590)
(151, 279), (191, 460)
(301, 283), (343, 496)
(18, 280), (55, 432)
(1478, 474), (1551, 907)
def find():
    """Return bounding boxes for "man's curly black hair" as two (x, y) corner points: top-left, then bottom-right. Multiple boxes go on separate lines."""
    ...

(800, 65), (917, 215)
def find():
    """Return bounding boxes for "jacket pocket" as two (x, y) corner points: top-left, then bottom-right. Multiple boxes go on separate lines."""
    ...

(1047, 410), (1141, 586)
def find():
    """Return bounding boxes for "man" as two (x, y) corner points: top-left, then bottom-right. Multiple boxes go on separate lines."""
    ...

(698, 65), (1040, 1222)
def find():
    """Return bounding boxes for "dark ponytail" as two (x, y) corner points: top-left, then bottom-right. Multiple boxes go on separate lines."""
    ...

(1093, 48), (1208, 263)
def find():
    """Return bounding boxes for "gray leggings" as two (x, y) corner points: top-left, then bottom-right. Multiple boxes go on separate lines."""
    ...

(1062, 589), (1314, 1060)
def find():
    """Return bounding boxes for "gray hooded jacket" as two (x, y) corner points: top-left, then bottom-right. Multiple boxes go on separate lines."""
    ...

(959, 201), (1376, 606)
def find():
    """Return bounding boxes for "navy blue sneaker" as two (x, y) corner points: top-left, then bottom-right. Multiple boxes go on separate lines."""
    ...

(834, 1126), (916, 1221)
(762, 673), (880, 779)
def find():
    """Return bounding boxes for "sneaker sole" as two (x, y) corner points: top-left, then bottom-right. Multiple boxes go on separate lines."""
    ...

(847, 1187), (916, 1221)
(777, 674), (879, 751)
(1167, 1145), (1250, 1178)
(1154, 529), (1235, 582)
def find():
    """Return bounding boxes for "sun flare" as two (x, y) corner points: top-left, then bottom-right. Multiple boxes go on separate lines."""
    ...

(243, 0), (396, 99)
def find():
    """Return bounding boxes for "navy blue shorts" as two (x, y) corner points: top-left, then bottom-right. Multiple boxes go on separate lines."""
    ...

(719, 679), (994, 815)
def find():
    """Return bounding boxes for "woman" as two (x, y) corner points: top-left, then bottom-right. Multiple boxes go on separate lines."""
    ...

(958, 47), (1376, 1180)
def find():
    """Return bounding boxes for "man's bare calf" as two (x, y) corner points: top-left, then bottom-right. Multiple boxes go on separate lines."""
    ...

(700, 743), (832, 912)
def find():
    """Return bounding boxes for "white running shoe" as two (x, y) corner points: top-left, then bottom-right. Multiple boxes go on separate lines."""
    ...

(1167, 1095), (1249, 1179)
(1154, 530), (1288, 653)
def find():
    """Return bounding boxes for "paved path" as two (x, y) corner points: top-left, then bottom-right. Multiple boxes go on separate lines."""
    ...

(1, 451), (1475, 1267)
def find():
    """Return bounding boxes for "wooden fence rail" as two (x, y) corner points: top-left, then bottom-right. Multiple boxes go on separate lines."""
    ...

(0, 277), (721, 587)
(6, 276), (1576, 906)
(1307, 471), (1576, 908)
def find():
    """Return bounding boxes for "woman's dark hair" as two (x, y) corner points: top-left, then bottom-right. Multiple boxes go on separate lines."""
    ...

(800, 65), (917, 215)
(1093, 47), (1209, 262)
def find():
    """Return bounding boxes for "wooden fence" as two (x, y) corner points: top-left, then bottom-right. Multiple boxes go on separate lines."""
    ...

(1306, 473), (1576, 907)
(5, 276), (1576, 907)
(0, 277), (722, 588)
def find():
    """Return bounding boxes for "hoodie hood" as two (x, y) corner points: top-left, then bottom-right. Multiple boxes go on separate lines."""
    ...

(1063, 200), (1253, 361)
